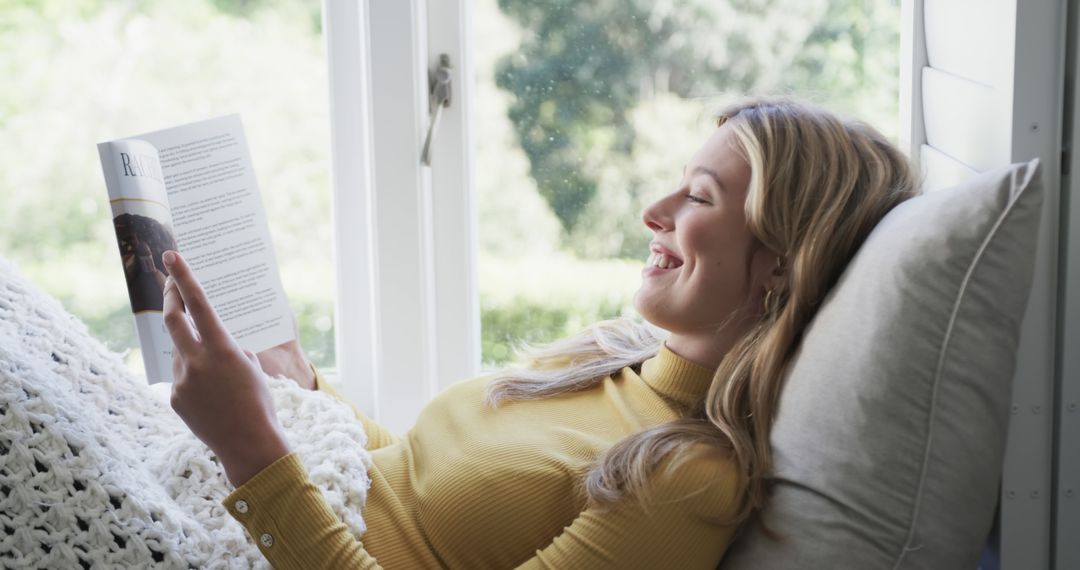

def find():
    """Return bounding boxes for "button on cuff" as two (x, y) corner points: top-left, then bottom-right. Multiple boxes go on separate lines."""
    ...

(260, 533), (274, 548)
(234, 499), (249, 514)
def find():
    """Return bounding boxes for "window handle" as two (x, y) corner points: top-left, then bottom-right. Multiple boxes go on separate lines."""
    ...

(421, 54), (453, 167)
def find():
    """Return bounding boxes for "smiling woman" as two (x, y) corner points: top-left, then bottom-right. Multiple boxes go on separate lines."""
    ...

(635, 123), (768, 370)
(480, 96), (918, 538)
(164, 95), (919, 569)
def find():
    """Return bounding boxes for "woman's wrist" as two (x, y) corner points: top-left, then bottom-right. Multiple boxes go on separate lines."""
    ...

(221, 428), (292, 488)
(286, 355), (317, 390)
(276, 342), (315, 389)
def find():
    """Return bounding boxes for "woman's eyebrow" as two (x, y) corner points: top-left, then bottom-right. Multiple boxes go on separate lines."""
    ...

(683, 164), (726, 192)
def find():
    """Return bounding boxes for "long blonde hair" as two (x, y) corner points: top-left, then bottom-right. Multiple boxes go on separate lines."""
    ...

(484, 96), (919, 526)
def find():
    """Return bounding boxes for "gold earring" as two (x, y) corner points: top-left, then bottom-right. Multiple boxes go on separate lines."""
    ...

(764, 256), (784, 313)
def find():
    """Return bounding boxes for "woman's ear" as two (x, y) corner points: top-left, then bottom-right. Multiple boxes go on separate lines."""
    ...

(750, 243), (786, 296)
(765, 255), (786, 294)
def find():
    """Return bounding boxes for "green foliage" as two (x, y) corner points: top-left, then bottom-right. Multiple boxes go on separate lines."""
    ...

(781, 0), (901, 142)
(477, 251), (642, 366)
(0, 0), (106, 23)
(206, 0), (322, 33)
(492, 0), (899, 259)
(293, 299), (334, 368)
(0, 0), (335, 374)
(481, 300), (570, 366)
(493, 1), (649, 232)
(481, 297), (627, 368)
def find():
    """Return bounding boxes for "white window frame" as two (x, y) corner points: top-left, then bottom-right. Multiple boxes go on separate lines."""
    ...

(322, 0), (479, 435)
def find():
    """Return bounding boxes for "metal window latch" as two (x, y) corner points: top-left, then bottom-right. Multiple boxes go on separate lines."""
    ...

(421, 54), (453, 167)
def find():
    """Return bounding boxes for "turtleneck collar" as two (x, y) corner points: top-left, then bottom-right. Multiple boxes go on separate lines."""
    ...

(637, 342), (717, 410)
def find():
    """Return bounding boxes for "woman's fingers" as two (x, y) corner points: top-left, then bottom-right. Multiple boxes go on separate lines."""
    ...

(163, 275), (199, 355)
(161, 250), (233, 350)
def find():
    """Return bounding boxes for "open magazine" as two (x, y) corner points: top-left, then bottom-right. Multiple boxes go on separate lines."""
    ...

(97, 114), (295, 384)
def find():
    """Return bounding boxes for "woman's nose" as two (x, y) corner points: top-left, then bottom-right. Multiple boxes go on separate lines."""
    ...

(641, 195), (674, 233)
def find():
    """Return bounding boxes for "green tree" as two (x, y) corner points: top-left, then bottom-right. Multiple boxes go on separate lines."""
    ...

(493, 0), (898, 260)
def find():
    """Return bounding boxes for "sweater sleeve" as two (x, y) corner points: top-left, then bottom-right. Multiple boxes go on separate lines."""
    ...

(222, 452), (383, 570)
(513, 452), (746, 570)
(311, 364), (402, 450)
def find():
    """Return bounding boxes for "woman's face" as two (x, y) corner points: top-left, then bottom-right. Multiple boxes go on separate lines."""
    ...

(634, 123), (774, 339)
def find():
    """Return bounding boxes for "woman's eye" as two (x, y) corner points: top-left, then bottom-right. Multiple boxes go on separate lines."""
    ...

(685, 193), (708, 204)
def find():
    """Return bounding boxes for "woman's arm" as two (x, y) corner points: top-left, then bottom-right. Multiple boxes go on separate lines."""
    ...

(222, 452), (384, 570)
(514, 452), (746, 570)
(255, 321), (317, 390)
(219, 446), (744, 570)
(161, 251), (386, 568)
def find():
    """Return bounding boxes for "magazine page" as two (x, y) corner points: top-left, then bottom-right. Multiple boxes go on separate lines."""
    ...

(99, 114), (295, 383)
(98, 139), (178, 383)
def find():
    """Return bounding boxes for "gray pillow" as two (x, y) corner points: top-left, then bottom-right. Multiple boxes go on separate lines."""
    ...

(719, 158), (1044, 569)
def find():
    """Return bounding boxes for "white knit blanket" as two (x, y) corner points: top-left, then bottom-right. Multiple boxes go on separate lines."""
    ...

(0, 257), (372, 569)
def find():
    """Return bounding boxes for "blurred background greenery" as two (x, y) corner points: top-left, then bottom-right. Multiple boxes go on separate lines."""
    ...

(473, 0), (900, 370)
(0, 0), (899, 377)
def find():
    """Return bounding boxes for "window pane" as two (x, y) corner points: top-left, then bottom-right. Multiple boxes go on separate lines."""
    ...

(472, 0), (900, 369)
(0, 0), (336, 376)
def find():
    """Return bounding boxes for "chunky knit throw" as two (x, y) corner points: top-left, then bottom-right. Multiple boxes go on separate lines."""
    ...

(0, 257), (372, 569)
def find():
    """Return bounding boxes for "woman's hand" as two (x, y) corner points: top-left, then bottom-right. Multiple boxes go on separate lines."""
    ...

(256, 315), (317, 390)
(161, 250), (291, 488)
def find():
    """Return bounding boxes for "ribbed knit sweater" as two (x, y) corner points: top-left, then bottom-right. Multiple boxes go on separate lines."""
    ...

(221, 343), (747, 569)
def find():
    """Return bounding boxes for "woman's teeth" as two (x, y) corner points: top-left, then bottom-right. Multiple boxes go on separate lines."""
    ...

(648, 253), (679, 269)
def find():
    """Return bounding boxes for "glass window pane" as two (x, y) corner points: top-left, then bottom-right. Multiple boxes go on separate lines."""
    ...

(0, 0), (336, 376)
(472, 0), (900, 370)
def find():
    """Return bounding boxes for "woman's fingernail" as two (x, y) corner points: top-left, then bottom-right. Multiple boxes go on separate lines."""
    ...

(163, 251), (177, 266)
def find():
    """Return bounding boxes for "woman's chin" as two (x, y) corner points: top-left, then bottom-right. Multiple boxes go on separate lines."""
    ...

(631, 295), (667, 329)
(631, 290), (647, 315)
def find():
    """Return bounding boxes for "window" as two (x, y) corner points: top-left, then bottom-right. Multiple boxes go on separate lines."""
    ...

(471, 0), (902, 369)
(334, 0), (902, 430)
(0, 0), (337, 376)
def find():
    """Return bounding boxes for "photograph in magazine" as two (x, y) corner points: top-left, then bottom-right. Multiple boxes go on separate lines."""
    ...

(113, 209), (177, 313)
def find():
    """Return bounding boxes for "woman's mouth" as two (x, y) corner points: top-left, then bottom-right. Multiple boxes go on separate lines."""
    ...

(642, 251), (683, 277)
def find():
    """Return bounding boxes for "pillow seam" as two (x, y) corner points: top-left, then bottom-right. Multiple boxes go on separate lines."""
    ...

(891, 168), (1034, 568)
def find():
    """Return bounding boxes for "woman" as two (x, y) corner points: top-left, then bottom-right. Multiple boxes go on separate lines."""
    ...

(162, 96), (918, 569)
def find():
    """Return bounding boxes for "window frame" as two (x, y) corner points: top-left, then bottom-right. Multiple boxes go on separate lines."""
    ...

(322, 0), (478, 435)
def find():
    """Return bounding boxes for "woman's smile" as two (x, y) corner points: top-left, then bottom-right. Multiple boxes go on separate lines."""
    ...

(643, 242), (684, 277)
(642, 262), (679, 278)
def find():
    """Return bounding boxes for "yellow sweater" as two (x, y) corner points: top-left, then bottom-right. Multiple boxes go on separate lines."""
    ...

(222, 343), (746, 569)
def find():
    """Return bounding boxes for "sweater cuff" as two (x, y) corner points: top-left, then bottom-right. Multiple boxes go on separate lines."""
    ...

(222, 451), (345, 568)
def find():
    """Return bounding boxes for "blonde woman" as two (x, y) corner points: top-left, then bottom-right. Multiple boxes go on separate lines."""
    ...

(162, 96), (918, 569)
